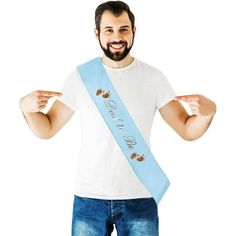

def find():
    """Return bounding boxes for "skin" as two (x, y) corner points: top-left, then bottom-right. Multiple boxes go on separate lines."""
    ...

(19, 10), (216, 140)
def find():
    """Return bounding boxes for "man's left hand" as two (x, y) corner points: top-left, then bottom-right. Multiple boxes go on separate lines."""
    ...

(175, 94), (216, 117)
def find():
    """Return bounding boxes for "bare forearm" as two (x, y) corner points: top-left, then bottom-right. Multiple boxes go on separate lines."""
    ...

(19, 90), (62, 139)
(184, 113), (215, 141)
(174, 94), (216, 141)
(22, 111), (53, 139)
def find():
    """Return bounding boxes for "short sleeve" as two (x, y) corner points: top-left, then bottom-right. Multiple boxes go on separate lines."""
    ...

(57, 71), (79, 111)
(156, 72), (176, 109)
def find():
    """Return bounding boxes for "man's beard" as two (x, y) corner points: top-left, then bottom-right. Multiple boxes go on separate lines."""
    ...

(98, 35), (134, 61)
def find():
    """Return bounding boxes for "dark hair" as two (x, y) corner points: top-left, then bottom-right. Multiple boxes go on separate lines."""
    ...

(95, 1), (135, 31)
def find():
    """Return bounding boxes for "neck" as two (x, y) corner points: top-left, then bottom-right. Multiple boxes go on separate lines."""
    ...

(102, 55), (134, 68)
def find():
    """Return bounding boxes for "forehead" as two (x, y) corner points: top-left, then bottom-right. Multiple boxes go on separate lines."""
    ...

(100, 10), (132, 28)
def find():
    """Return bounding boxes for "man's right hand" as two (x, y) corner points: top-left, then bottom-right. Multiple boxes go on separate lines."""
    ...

(19, 90), (62, 113)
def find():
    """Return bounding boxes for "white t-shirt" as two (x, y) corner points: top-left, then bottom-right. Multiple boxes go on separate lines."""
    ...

(58, 58), (176, 200)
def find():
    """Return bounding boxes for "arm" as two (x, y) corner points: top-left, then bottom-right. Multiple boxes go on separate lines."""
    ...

(159, 94), (216, 141)
(20, 90), (74, 139)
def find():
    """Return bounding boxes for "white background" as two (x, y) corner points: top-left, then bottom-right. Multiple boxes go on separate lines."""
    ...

(1, 0), (235, 235)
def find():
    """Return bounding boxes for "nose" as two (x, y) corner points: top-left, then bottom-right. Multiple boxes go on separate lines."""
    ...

(112, 30), (123, 42)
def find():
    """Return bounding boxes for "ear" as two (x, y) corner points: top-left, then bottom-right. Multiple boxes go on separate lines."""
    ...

(94, 28), (99, 39)
(133, 26), (136, 34)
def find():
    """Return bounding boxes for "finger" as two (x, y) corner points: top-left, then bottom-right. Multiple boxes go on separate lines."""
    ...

(189, 104), (200, 113)
(37, 90), (62, 97)
(191, 107), (200, 114)
(38, 105), (47, 110)
(38, 100), (48, 106)
(38, 96), (52, 101)
(175, 95), (199, 101)
(175, 95), (200, 102)
(176, 99), (200, 106)
(188, 100), (200, 106)
(189, 104), (200, 110)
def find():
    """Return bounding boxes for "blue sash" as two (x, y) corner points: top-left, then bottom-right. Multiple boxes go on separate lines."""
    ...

(77, 57), (170, 204)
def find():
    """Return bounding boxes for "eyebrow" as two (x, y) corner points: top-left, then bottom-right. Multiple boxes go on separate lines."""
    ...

(120, 25), (130, 29)
(104, 25), (130, 29)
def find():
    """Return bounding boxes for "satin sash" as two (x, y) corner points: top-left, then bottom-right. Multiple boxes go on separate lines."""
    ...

(77, 57), (170, 204)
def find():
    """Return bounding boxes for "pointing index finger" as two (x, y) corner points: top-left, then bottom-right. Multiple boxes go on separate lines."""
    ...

(39, 90), (62, 97)
(175, 95), (200, 102)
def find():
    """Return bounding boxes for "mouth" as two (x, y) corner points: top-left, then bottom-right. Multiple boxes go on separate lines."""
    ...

(109, 43), (126, 51)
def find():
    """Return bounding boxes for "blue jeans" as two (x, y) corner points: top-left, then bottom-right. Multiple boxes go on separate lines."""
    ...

(72, 195), (159, 236)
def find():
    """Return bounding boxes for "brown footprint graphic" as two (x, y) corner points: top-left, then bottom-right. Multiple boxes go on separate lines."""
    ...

(130, 152), (145, 161)
(96, 88), (110, 98)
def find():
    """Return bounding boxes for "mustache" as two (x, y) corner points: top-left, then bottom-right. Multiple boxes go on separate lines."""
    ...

(107, 41), (127, 46)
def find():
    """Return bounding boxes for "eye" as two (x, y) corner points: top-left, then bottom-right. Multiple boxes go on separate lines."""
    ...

(120, 28), (129, 33)
(105, 29), (113, 33)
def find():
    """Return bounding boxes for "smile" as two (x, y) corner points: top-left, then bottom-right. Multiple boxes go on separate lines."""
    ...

(109, 43), (125, 50)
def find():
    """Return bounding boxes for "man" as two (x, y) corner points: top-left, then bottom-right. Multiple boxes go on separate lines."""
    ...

(19, 1), (216, 235)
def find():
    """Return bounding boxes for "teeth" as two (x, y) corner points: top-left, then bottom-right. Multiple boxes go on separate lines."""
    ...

(110, 44), (124, 49)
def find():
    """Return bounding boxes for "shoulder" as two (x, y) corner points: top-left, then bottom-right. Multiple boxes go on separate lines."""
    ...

(135, 59), (163, 75)
(64, 69), (81, 84)
(60, 69), (82, 93)
(134, 59), (167, 82)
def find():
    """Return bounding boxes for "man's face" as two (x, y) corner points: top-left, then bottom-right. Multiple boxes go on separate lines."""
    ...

(95, 10), (135, 61)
